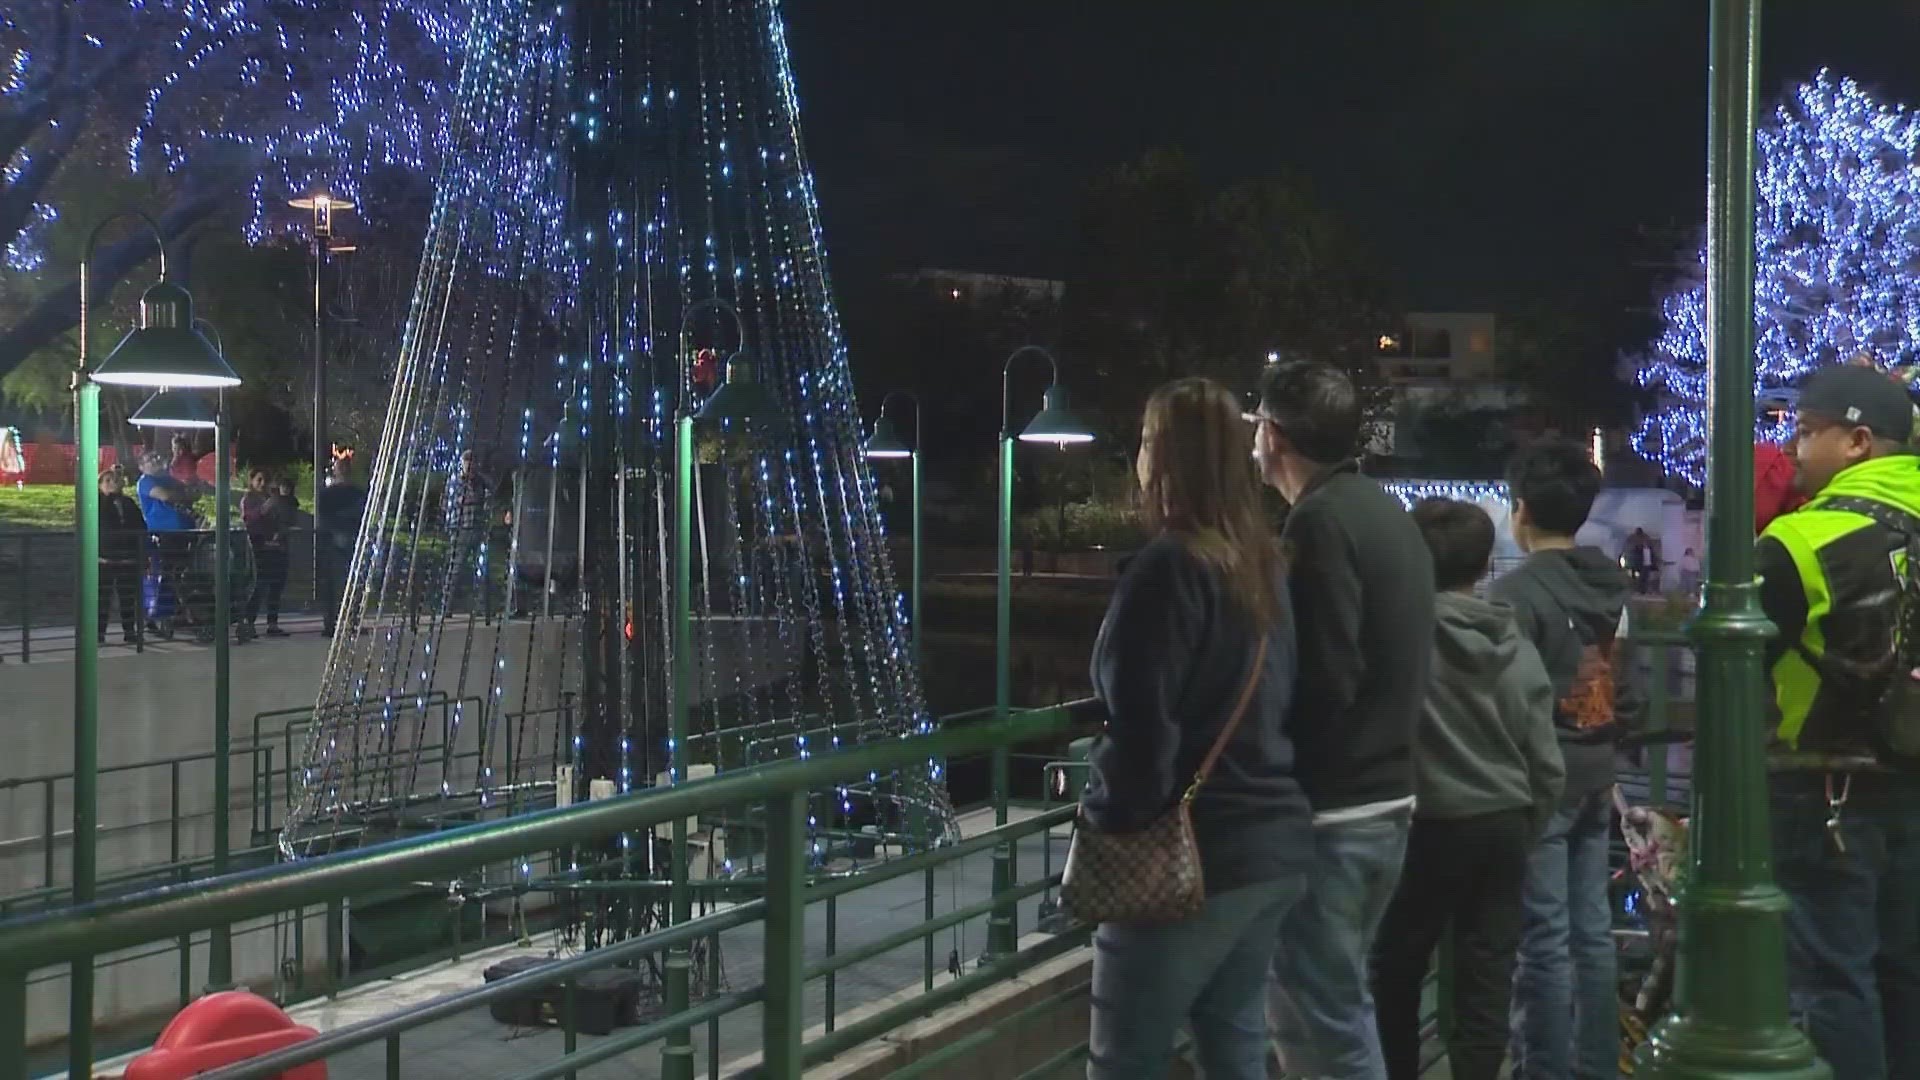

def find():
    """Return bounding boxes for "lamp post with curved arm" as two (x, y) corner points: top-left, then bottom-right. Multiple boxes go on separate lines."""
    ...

(1634, 1), (1827, 1077)
(70, 210), (237, 1078)
(660, 296), (754, 1080)
(125, 314), (240, 991)
(987, 345), (1094, 962)
(289, 191), (355, 608)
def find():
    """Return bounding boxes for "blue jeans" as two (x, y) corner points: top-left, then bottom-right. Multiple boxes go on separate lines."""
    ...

(1772, 773), (1920, 1080)
(1088, 875), (1307, 1080)
(1510, 790), (1617, 1080)
(1269, 809), (1412, 1080)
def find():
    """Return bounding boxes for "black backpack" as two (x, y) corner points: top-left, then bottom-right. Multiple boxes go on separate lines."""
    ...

(1804, 495), (1920, 762)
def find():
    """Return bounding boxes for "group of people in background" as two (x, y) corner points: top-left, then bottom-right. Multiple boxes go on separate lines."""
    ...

(80, 439), (476, 646)
(1080, 358), (1920, 1079)
(85, 437), (361, 643)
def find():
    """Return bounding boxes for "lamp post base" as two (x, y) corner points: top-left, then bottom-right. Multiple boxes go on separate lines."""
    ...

(1636, 1015), (1829, 1080)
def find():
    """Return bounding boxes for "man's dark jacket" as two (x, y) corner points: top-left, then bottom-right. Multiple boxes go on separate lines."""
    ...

(1280, 460), (1435, 811)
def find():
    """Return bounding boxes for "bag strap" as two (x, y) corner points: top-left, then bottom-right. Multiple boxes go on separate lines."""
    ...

(1180, 635), (1269, 806)
(1818, 495), (1920, 544)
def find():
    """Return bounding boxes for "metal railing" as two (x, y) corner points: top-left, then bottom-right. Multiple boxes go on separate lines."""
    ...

(0, 696), (480, 912)
(0, 524), (531, 663)
(0, 701), (1096, 1080)
(0, 630), (1701, 1077)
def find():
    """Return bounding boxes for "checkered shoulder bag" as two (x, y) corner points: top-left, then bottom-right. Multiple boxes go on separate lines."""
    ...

(1060, 635), (1267, 926)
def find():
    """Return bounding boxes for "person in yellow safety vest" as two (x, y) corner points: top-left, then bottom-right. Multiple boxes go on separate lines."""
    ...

(1755, 362), (1920, 1080)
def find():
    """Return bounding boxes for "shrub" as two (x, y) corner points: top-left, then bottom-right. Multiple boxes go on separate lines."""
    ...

(1018, 498), (1140, 548)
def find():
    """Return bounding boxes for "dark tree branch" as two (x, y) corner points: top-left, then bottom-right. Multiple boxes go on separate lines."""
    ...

(0, 100), (80, 245)
(0, 18), (142, 254)
(0, 180), (232, 374)
(0, 4), (73, 165)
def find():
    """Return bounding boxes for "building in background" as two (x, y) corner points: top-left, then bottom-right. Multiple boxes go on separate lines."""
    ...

(890, 268), (1065, 306)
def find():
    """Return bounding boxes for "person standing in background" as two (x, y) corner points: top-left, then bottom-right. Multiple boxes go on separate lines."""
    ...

(98, 467), (145, 644)
(241, 469), (291, 637)
(1249, 358), (1434, 1080)
(441, 449), (494, 613)
(1371, 497), (1564, 1080)
(167, 432), (201, 495)
(1492, 441), (1641, 1080)
(314, 453), (366, 637)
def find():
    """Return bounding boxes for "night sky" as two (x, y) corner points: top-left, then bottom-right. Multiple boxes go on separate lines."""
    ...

(785, 1), (1920, 317)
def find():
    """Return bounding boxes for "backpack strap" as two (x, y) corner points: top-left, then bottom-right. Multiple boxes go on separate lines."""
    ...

(1790, 494), (1915, 681)
(1817, 495), (1920, 545)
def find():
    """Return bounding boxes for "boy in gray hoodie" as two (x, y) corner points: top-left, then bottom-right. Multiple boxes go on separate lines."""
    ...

(1371, 498), (1565, 1080)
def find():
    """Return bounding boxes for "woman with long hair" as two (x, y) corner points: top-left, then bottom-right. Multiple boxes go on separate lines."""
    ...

(1082, 377), (1314, 1079)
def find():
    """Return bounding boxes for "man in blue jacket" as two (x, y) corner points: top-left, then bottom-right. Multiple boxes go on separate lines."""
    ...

(1250, 359), (1434, 1080)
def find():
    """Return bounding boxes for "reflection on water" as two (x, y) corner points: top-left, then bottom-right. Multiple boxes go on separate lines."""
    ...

(919, 631), (1097, 718)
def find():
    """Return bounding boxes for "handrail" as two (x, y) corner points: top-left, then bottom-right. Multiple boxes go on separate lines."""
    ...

(183, 806), (1083, 1080)
(0, 701), (1090, 975)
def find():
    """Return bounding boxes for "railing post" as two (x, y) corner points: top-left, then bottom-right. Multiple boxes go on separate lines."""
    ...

(824, 894), (837, 1033)
(1, 966), (27, 1080)
(170, 760), (182, 866)
(42, 780), (54, 890)
(1650, 643), (1671, 806)
(763, 790), (806, 1079)
(326, 897), (345, 995)
(562, 977), (578, 1080)
(19, 533), (29, 662)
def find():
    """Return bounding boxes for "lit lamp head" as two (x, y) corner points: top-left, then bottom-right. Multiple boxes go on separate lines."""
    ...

(864, 415), (912, 459)
(129, 389), (219, 430)
(289, 192), (355, 239)
(90, 282), (240, 389)
(1017, 384), (1095, 449)
(696, 354), (782, 428)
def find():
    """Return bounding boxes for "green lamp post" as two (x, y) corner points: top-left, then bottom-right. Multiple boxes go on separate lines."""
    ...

(74, 216), (238, 1080)
(127, 362), (240, 995)
(659, 299), (774, 1080)
(1634, 1), (1828, 1077)
(862, 392), (921, 668)
(988, 345), (1093, 963)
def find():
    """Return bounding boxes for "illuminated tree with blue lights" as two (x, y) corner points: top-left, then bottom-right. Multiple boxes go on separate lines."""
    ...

(280, 0), (945, 929)
(1632, 70), (1920, 486)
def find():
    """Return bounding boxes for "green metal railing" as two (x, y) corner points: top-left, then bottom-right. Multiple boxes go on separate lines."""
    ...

(0, 695), (477, 911)
(0, 632), (1698, 1078)
(0, 701), (1094, 1080)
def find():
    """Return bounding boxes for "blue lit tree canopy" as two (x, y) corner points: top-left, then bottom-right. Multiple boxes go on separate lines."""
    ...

(1632, 70), (1920, 486)
(0, 0), (465, 370)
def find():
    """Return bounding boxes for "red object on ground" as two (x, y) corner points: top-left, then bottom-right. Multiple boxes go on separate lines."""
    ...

(1755, 441), (1806, 532)
(124, 992), (326, 1080)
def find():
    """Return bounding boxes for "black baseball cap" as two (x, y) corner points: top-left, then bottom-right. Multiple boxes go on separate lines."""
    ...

(1796, 364), (1916, 442)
